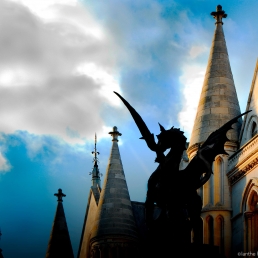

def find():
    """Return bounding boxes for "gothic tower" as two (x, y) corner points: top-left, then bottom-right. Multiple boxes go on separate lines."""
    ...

(78, 134), (101, 258)
(89, 126), (139, 257)
(46, 189), (74, 258)
(187, 5), (242, 258)
(78, 127), (139, 258)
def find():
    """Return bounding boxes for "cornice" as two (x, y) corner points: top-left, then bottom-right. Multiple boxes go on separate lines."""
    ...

(201, 207), (232, 213)
(228, 157), (258, 186)
(201, 203), (232, 212)
(228, 135), (258, 185)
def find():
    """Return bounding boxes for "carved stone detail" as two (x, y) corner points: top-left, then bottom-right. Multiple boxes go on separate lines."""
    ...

(229, 157), (258, 185)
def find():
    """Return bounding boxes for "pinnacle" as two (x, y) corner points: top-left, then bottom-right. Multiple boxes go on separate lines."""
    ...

(189, 6), (241, 152)
(90, 127), (138, 242)
(46, 190), (74, 258)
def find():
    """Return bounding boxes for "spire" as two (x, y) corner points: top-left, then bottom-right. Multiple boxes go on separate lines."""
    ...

(90, 134), (101, 187)
(90, 126), (138, 254)
(188, 5), (241, 155)
(46, 189), (74, 258)
(0, 228), (3, 258)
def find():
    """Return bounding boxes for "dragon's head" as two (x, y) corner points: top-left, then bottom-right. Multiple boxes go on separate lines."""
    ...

(156, 123), (187, 153)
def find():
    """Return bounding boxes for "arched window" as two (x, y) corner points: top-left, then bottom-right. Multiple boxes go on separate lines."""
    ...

(214, 157), (224, 205)
(241, 178), (258, 252)
(216, 215), (224, 255)
(207, 216), (214, 245)
(251, 121), (257, 138)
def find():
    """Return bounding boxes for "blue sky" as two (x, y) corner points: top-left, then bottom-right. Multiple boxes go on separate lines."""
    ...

(0, 0), (258, 257)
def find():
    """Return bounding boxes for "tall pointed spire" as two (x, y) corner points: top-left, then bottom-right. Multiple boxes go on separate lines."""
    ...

(46, 189), (74, 258)
(90, 134), (101, 187)
(89, 126), (138, 257)
(188, 5), (241, 156)
(0, 229), (3, 258)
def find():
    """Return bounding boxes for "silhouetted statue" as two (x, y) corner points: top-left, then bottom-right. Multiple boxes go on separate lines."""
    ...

(114, 91), (249, 256)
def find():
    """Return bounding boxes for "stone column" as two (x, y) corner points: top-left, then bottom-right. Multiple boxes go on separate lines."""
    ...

(214, 159), (220, 204)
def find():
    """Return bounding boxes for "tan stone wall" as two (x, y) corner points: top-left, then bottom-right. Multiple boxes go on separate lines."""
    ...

(188, 142), (237, 258)
(79, 191), (98, 258)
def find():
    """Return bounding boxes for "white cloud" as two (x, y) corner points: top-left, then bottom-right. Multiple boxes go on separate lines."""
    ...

(189, 45), (209, 59)
(0, 0), (121, 143)
(178, 64), (205, 138)
(9, 0), (77, 19)
(0, 152), (11, 173)
(75, 63), (121, 106)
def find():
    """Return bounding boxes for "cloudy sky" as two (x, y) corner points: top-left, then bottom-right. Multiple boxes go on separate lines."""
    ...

(0, 0), (258, 257)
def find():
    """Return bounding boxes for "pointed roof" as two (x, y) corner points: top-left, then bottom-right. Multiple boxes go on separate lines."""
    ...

(239, 59), (258, 145)
(90, 126), (138, 242)
(46, 189), (74, 258)
(188, 5), (241, 153)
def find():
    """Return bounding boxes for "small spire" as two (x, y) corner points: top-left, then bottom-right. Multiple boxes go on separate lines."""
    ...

(54, 189), (66, 202)
(0, 228), (3, 258)
(46, 189), (74, 258)
(211, 5), (227, 24)
(91, 133), (100, 166)
(90, 134), (101, 187)
(109, 126), (122, 142)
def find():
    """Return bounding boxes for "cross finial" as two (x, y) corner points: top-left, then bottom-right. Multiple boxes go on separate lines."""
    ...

(211, 5), (227, 24)
(109, 126), (122, 142)
(92, 133), (100, 165)
(89, 133), (102, 186)
(54, 188), (66, 202)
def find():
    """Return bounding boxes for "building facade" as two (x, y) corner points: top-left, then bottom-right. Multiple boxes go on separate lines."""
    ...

(76, 5), (258, 258)
(187, 5), (258, 258)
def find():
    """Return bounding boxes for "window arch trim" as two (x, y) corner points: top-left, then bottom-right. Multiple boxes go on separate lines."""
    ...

(240, 178), (258, 213)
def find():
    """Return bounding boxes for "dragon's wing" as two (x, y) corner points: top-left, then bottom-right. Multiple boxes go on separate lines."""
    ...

(184, 110), (251, 189)
(200, 110), (251, 164)
(114, 91), (157, 152)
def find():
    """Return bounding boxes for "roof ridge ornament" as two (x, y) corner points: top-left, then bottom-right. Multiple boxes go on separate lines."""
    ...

(211, 5), (227, 25)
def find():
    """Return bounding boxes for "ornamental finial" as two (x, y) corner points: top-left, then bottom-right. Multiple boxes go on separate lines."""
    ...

(92, 133), (100, 165)
(54, 188), (66, 202)
(109, 126), (122, 142)
(211, 5), (227, 24)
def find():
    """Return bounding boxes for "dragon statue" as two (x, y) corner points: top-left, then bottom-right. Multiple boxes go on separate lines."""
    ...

(114, 91), (249, 255)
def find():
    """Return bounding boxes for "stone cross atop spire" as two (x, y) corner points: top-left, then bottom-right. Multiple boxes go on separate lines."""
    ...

(54, 189), (66, 202)
(211, 5), (227, 24)
(109, 126), (122, 142)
